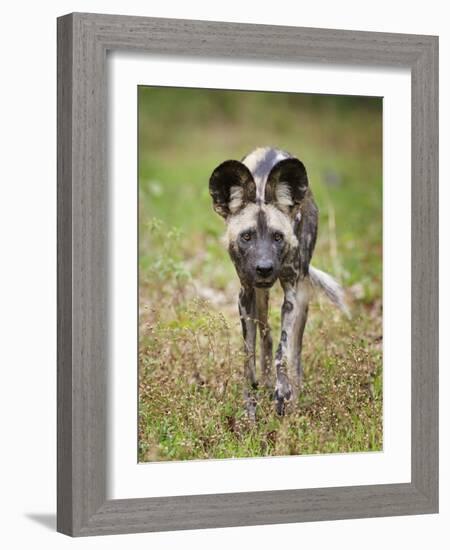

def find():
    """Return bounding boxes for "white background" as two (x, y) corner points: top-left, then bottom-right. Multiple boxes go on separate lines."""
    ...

(0, 1), (447, 549)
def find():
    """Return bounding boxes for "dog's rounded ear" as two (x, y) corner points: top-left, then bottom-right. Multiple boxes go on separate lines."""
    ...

(265, 158), (309, 215)
(209, 160), (256, 219)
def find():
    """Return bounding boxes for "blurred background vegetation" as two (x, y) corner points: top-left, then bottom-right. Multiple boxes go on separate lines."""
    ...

(138, 87), (383, 461)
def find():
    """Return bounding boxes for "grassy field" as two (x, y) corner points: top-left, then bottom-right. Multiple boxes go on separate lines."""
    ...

(138, 87), (383, 461)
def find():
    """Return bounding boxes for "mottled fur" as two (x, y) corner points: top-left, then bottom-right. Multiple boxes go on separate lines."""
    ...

(209, 147), (346, 415)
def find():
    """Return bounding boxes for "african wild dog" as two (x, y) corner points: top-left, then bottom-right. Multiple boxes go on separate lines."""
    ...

(209, 147), (347, 415)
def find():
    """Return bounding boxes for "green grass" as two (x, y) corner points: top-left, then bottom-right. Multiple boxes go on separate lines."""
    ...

(138, 87), (383, 461)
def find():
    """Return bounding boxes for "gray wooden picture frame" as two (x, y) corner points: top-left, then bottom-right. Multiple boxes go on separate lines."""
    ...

(57, 12), (438, 537)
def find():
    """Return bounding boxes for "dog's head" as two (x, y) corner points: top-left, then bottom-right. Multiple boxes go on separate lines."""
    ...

(209, 152), (318, 288)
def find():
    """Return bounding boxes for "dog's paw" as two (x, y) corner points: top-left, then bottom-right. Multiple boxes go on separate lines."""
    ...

(274, 374), (292, 416)
(243, 390), (258, 422)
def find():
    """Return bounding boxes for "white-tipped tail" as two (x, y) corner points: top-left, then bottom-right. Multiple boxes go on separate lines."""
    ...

(309, 265), (350, 318)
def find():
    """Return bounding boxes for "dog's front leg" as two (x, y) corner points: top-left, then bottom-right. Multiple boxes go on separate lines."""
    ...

(274, 280), (310, 415)
(238, 286), (257, 389)
(255, 288), (272, 388)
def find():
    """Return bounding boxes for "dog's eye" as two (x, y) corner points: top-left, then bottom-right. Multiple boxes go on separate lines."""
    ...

(241, 232), (252, 242)
(273, 232), (284, 242)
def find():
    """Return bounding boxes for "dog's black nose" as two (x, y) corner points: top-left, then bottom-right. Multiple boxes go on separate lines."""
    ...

(256, 262), (274, 278)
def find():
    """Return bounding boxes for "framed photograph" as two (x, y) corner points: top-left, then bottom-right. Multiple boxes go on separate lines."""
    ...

(57, 13), (438, 536)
